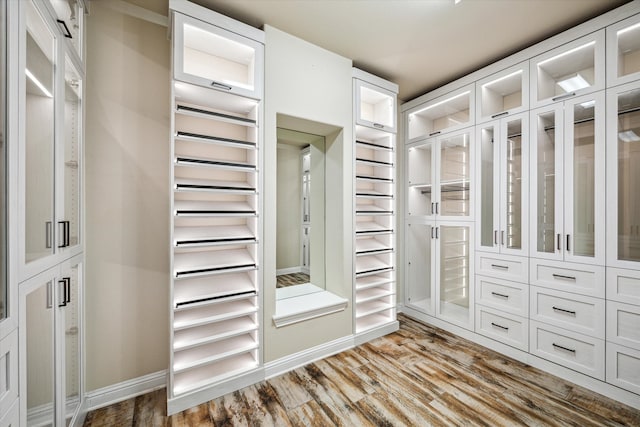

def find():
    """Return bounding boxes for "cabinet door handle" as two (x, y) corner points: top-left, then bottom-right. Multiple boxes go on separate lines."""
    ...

(491, 264), (509, 270)
(431, 202), (435, 215)
(431, 227), (435, 239)
(501, 230), (505, 246)
(435, 202), (439, 214)
(58, 221), (69, 248)
(552, 92), (576, 102)
(46, 221), (53, 249)
(491, 291), (509, 299)
(211, 81), (232, 91)
(494, 230), (498, 245)
(557, 233), (562, 251)
(373, 123), (384, 129)
(552, 273), (576, 281)
(491, 111), (509, 119)
(56, 19), (73, 38)
(552, 343), (576, 353)
(491, 322), (509, 331)
(566, 234), (571, 252)
(65, 277), (71, 304)
(65, 221), (70, 246)
(58, 278), (67, 307)
(429, 131), (441, 137)
(46, 281), (53, 309)
(552, 306), (576, 316)
(435, 227), (439, 239)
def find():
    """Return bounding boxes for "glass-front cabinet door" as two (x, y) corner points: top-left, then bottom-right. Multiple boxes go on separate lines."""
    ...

(607, 14), (640, 87)
(355, 80), (396, 132)
(405, 221), (435, 316)
(531, 31), (605, 109)
(172, 11), (263, 99)
(406, 139), (435, 218)
(530, 92), (605, 265)
(62, 261), (81, 423)
(607, 82), (640, 268)
(476, 61), (529, 124)
(438, 130), (472, 219)
(436, 223), (473, 330)
(24, 0), (56, 266)
(47, 0), (84, 62)
(476, 114), (528, 256)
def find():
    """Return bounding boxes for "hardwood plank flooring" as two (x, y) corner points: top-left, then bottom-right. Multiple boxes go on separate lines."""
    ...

(84, 315), (640, 426)
(276, 273), (310, 288)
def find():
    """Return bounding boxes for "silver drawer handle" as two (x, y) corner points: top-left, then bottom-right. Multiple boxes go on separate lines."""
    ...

(552, 343), (576, 353)
(552, 273), (576, 281)
(552, 92), (576, 102)
(491, 264), (509, 270)
(491, 292), (509, 299)
(552, 306), (576, 316)
(491, 322), (509, 331)
(373, 123), (384, 129)
(211, 81), (232, 91)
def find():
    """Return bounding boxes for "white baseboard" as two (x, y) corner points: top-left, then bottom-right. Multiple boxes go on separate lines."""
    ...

(264, 335), (355, 379)
(276, 266), (304, 275)
(354, 321), (399, 346)
(85, 370), (167, 412)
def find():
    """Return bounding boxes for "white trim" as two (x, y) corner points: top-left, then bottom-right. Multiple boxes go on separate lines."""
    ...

(104, 0), (169, 27)
(275, 266), (303, 275)
(84, 370), (167, 412)
(264, 335), (354, 379)
(272, 291), (348, 328)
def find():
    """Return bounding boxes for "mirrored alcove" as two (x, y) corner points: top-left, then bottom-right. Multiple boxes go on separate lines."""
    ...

(275, 127), (325, 300)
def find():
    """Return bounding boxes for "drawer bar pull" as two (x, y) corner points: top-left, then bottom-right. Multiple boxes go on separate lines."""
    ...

(552, 343), (576, 353)
(491, 264), (509, 270)
(491, 292), (509, 299)
(552, 306), (576, 316)
(552, 273), (576, 281)
(491, 322), (509, 331)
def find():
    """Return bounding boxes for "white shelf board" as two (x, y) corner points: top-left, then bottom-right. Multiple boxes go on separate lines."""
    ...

(355, 255), (393, 276)
(273, 291), (348, 328)
(356, 311), (395, 334)
(174, 131), (256, 150)
(355, 138), (393, 151)
(356, 287), (395, 303)
(173, 334), (258, 373)
(174, 200), (256, 217)
(174, 155), (256, 172)
(356, 300), (394, 319)
(174, 298), (257, 330)
(355, 190), (393, 199)
(356, 203), (392, 216)
(174, 225), (256, 247)
(173, 316), (258, 352)
(174, 177), (256, 194)
(173, 271), (256, 306)
(356, 157), (393, 168)
(174, 81), (259, 118)
(356, 274), (394, 290)
(355, 238), (393, 255)
(174, 248), (256, 277)
(355, 124), (395, 141)
(355, 221), (393, 235)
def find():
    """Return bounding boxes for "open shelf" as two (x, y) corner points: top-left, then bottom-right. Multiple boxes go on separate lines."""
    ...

(175, 155), (256, 172)
(356, 202), (393, 216)
(355, 237), (393, 256)
(355, 311), (395, 333)
(176, 103), (256, 126)
(356, 175), (393, 183)
(356, 287), (395, 303)
(173, 333), (258, 373)
(174, 81), (259, 115)
(355, 255), (394, 276)
(174, 248), (256, 278)
(174, 225), (256, 248)
(355, 190), (393, 199)
(173, 271), (256, 307)
(356, 157), (393, 167)
(175, 177), (255, 193)
(174, 200), (256, 217)
(173, 315), (257, 352)
(173, 297), (257, 330)
(356, 274), (394, 291)
(356, 299), (394, 318)
(175, 131), (256, 149)
(355, 221), (393, 235)
(356, 139), (393, 152)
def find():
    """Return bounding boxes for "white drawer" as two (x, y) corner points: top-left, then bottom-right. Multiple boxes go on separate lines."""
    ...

(0, 330), (18, 419)
(530, 258), (605, 298)
(530, 286), (605, 339)
(530, 320), (605, 380)
(476, 253), (528, 283)
(475, 275), (528, 317)
(606, 343), (640, 396)
(606, 267), (640, 306)
(475, 305), (528, 352)
(607, 301), (640, 351)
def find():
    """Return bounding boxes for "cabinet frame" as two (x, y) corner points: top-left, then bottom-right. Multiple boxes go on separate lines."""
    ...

(606, 13), (640, 88)
(475, 61), (529, 124)
(354, 79), (397, 133)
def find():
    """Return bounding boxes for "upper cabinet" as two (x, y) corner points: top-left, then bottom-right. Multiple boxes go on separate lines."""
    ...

(46, 0), (85, 63)
(606, 81), (640, 269)
(607, 13), (640, 87)
(530, 31), (605, 108)
(406, 84), (474, 142)
(172, 11), (264, 100)
(355, 79), (397, 133)
(476, 62), (529, 123)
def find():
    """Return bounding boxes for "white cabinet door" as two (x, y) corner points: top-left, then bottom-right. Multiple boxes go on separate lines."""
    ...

(606, 81), (640, 269)
(606, 13), (640, 88)
(476, 120), (500, 253)
(476, 61), (529, 124)
(530, 31), (605, 109)
(172, 12), (263, 100)
(437, 129), (473, 221)
(405, 220), (436, 316)
(406, 138), (436, 219)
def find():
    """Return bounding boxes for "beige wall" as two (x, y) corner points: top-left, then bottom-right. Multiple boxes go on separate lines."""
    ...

(263, 26), (354, 362)
(85, 2), (170, 391)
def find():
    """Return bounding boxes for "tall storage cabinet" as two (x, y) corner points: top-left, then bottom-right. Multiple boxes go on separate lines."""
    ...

(352, 69), (399, 339)
(168, 0), (264, 414)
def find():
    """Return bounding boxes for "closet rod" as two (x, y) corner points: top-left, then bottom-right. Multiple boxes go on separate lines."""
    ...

(543, 116), (595, 132)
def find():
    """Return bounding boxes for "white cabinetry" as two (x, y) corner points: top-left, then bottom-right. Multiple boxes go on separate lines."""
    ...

(476, 61), (529, 124)
(19, 255), (82, 426)
(352, 69), (398, 336)
(45, 0), (84, 63)
(606, 13), (640, 87)
(169, 0), (263, 413)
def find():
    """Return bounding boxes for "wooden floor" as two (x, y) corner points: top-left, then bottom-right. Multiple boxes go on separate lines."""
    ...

(84, 315), (640, 426)
(275, 273), (310, 288)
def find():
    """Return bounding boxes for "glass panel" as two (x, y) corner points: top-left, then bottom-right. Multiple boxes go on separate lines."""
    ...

(49, 0), (82, 57)
(617, 21), (640, 79)
(65, 264), (80, 420)
(25, 1), (55, 262)
(573, 101), (596, 257)
(439, 225), (469, 319)
(407, 223), (432, 313)
(481, 70), (523, 117)
(64, 56), (81, 247)
(537, 40), (596, 102)
(407, 90), (470, 139)
(479, 126), (495, 247)
(182, 20), (255, 91)
(0, 2), (6, 320)
(359, 85), (393, 128)
(505, 119), (523, 250)
(26, 281), (55, 426)
(440, 132), (470, 217)
(616, 88), (640, 262)
(407, 143), (432, 216)
(536, 111), (557, 253)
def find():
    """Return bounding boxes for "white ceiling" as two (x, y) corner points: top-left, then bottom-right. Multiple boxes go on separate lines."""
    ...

(190, 0), (631, 101)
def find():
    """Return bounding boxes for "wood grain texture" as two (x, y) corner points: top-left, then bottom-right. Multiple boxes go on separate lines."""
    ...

(84, 315), (640, 426)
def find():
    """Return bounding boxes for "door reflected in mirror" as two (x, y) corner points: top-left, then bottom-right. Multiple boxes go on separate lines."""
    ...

(276, 127), (325, 300)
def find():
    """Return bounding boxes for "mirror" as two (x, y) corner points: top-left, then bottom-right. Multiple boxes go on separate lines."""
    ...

(276, 127), (325, 299)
